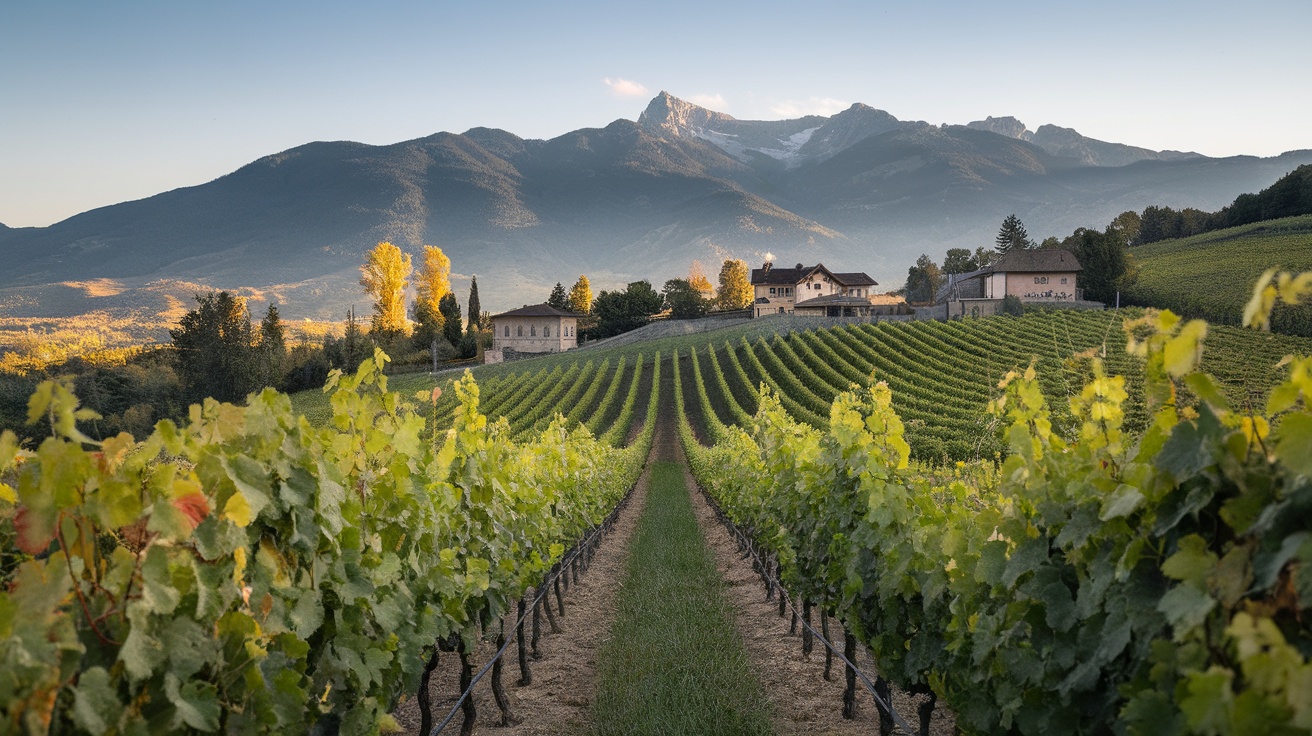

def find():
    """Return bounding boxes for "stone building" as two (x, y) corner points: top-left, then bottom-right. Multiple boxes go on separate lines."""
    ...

(485, 303), (581, 363)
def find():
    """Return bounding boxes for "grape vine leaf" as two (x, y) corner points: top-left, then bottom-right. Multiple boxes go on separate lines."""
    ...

(72, 667), (121, 735)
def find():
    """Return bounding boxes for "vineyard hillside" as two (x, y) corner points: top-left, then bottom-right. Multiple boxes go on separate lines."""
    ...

(293, 309), (1312, 462)
(1125, 214), (1312, 335)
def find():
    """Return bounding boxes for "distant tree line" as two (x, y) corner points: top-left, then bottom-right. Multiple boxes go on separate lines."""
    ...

(1126, 164), (1312, 246)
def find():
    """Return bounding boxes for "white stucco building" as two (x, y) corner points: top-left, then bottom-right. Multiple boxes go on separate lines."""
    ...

(486, 303), (582, 363)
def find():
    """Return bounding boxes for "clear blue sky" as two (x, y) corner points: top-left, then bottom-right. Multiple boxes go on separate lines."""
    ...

(2, 0), (1309, 227)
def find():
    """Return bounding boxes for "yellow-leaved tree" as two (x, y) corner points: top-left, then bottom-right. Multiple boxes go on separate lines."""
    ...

(717, 258), (752, 310)
(360, 241), (413, 335)
(414, 245), (451, 317)
(567, 275), (592, 315)
(689, 260), (715, 301)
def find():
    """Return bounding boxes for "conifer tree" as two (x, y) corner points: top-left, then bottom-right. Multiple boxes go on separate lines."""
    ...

(547, 282), (568, 309)
(995, 214), (1033, 254)
(466, 276), (481, 332)
(438, 292), (463, 347)
(256, 303), (287, 389)
(170, 291), (257, 403)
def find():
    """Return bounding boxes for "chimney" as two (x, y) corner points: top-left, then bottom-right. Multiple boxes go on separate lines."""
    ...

(762, 261), (772, 274)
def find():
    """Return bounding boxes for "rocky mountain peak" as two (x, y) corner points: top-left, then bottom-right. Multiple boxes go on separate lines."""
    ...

(638, 91), (734, 137)
(966, 116), (1033, 141)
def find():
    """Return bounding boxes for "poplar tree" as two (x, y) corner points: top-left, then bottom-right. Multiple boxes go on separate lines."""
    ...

(567, 275), (592, 315)
(414, 245), (451, 317)
(359, 241), (412, 335)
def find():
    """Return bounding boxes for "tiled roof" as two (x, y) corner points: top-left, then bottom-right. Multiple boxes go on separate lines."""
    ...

(989, 248), (1082, 273)
(750, 263), (878, 287)
(491, 303), (583, 319)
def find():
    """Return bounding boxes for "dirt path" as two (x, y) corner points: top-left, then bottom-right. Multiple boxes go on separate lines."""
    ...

(392, 457), (654, 735)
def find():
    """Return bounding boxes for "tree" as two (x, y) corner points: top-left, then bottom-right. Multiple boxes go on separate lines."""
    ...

(438, 292), (463, 347)
(688, 260), (715, 301)
(170, 291), (258, 404)
(995, 214), (1033, 254)
(547, 282), (568, 310)
(256, 303), (287, 389)
(1038, 236), (1062, 250)
(1062, 227), (1137, 303)
(466, 276), (482, 332)
(414, 245), (451, 318)
(663, 278), (711, 319)
(1108, 210), (1142, 245)
(592, 281), (664, 338)
(325, 308), (372, 374)
(411, 299), (445, 353)
(360, 241), (412, 335)
(941, 248), (978, 275)
(567, 275), (592, 315)
(904, 254), (944, 304)
(716, 258), (753, 310)
(974, 246), (996, 271)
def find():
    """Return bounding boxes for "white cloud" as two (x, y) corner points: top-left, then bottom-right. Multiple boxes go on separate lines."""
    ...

(603, 77), (650, 98)
(688, 93), (727, 111)
(770, 97), (849, 118)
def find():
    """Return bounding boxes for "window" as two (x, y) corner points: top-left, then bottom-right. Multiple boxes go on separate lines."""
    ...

(504, 326), (509, 337)
(779, 307), (785, 314)
(517, 325), (523, 337)
(769, 287), (776, 296)
(1060, 277), (1068, 285)
(544, 326), (550, 337)
(530, 325), (536, 336)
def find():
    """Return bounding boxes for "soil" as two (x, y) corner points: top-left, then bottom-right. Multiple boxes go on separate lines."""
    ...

(391, 459), (653, 735)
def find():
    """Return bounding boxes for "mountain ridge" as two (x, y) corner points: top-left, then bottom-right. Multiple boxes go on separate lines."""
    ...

(2, 92), (1309, 318)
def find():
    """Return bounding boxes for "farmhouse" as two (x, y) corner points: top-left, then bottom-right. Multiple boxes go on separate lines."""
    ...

(937, 249), (1083, 304)
(486, 303), (581, 363)
(750, 262), (880, 317)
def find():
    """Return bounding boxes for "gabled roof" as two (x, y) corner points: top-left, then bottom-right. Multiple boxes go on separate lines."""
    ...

(750, 262), (878, 287)
(988, 248), (1082, 273)
(794, 295), (878, 307)
(491, 303), (583, 319)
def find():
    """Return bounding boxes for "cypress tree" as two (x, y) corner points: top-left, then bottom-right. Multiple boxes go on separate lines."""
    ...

(467, 276), (481, 332)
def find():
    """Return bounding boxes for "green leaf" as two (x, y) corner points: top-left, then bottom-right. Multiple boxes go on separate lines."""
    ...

(1157, 405), (1225, 482)
(1180, 667), (1234, 733)
(1003, 537), (1049, 588)
(1101, 484), (1145, 521)
(290, 588), (323, 639)
(119, 616), (165, 681)
(1275, 413), (1312, 477)
(1162, 535), (1218, 587)
(72, 667), (122, 735)
(973, 541), (1008, 586)
(1158, 584), (1216, 639)
(1122, 690), (1185, 736)
(165, 672), (222, 732)
(1185, 373), (1231, 413)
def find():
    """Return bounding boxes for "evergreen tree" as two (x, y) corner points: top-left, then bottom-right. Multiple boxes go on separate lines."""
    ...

(995, 214), (1033, 254)
(567, 275), (592, 315)
(170, 291), (258, 403)
(359, 241), (413, 335)
(438, 292), (463, 347)
(326, 308), (371, 373)
(1063, 227), (1137, 303)
(547, 282), (568, 309)
(716, 258), (753, 310)
(466, 276), (481, 332)
(256, 303), (287, 389)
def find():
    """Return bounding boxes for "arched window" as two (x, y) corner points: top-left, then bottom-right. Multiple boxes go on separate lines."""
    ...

(530, 325), (536, 336)
(517, 325), (523, 337)
(544, 326), (550, 337)
(504, 326), (510, 337)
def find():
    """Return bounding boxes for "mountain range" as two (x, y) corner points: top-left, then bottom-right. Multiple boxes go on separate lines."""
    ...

(2, 91), (1309, 319)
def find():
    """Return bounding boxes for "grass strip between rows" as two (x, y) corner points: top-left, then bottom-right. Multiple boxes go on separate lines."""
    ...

(591, 461), (773, 736)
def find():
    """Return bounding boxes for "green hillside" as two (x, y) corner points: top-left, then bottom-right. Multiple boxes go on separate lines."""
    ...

(1125, 214), (1312, 335)
(293, 308), (1312, 462)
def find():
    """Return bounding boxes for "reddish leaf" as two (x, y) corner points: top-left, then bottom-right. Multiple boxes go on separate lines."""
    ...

(172, 492), (210, 532)
(14, 506), (55, 555)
